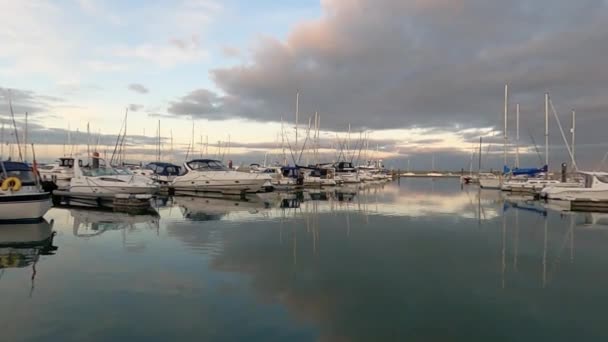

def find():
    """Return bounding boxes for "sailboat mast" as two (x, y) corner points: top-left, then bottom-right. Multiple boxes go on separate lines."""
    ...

(571, 110), (576, 166)
(158, 120), (161, 162)
(515, 103), (520, 168)
(24, 112), (28, 162)
(545, 93), (549, 175)
(503, 84), (508, 167)
(0, 123), (4, 157)
(87, 122), (90, 162)
(295, 92), (299, 152)
(478, 136), (482, 173)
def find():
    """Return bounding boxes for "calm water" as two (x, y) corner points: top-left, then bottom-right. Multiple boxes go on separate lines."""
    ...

(2, 178), (608, 341)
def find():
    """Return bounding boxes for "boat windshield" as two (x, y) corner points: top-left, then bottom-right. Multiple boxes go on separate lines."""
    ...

(188, 160), (228, 171)
(82, 168), (121, 177)
(115, 168), (133, 175)
(596, 174), (608, 184)
(1, 170), (37, 185)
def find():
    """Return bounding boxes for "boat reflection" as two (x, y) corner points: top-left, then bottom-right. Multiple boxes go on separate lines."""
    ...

(174, 196), (271, 221)
(69, 208), (160, 237)
(0, 219), (57, 297)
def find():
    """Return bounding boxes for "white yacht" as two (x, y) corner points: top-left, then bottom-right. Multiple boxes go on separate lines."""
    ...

(38, 157), (80, 189)
(130, 162), (181, 184)
(250, 165), (298, 188)
(0, 161), (52, 222)
(540, 171), (608, 200)
(479, 173), (501, 189)
(69, 157), (159, 195)
(333, 162), (360, 184)
(172, 159), (272, 194)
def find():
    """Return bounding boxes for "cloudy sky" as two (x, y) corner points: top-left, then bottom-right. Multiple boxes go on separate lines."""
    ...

(2, 0), (608, 170)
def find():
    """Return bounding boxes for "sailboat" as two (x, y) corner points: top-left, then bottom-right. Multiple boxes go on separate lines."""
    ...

(502, 94), (580, 192)
(480, 85), (509, 189)
(426, 155), (443, 177)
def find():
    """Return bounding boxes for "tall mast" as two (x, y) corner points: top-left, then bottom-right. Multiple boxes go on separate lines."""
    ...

(68, 123), (72, 157)
(7, 91), (23, 161)
(87, 122), (90, 162)
(515, 103), (520, 168)
(544, 93), (549, 174)
(0, 123), (4, 157)
(123, 108), (128, 164)
(24, 112), (28, 162)
(295, 92), (299, 152)
(347, 123), (351, 161)
(478, 136), (482, 173)
(503, 84), (508, 167)
(158, 120), (161, 162)
(170, 129), (174, 162)
(571, 110), (576, 167)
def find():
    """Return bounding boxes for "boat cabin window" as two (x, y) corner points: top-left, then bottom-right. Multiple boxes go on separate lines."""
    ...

(165, 166), (179, 175)
(59, 159), (82, 168)
(82, 168), (121, 177)
(188, 160), (227, 171)
(595, 175), (608, 184)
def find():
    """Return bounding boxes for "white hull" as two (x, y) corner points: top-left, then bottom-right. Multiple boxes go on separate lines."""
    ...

(544, 189), (608, 201)
(69, 184), (159, 195)
(336, 173), (360, 184)
(172, 172), (270, 193)
(0, 193), (51, 221)
(479, 178), (501, 189)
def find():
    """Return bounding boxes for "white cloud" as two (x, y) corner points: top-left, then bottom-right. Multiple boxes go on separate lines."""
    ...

(114, 35), (207, 67)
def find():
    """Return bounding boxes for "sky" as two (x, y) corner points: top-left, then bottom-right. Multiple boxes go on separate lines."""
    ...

(2, 0), (608, 170)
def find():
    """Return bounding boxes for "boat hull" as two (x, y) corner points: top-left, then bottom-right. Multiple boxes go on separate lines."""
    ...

(543, 189), (608, 201)
(0, 193), (52, 222)
(69, 184), (159, 195)
(479, 178), (501, 189)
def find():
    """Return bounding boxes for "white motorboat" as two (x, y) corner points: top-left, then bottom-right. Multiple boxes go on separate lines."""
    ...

(172, 159), (272, 194)
(303, 167), (337, 187)
(333, 162), (360, 184)
(69, 157), (159, 195)
(541, 171), (608, 200)
(479, 173), (501, 189)
(250, 165), (298, 188)
(131, 162), (181, 184)
(38, 157), (80, 189)
(0, 161), (52, 222)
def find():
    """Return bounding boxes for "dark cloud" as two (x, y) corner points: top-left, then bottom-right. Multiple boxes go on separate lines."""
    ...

(167, 0), (608, 139)
(167, 89), (224, 119)
(0, 87), (64, 115)
(128, 104), (143, 112)
(128, 83), (149, 94)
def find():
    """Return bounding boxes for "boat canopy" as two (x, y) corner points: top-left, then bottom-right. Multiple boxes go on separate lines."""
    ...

(187, 159), (227, 171)
(145, 162), (181, 176)
(1, 161), (31, 172)
(503, 164), (548, 176)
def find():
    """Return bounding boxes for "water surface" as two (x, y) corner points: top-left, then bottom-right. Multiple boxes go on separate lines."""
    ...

(1, 178), (607, 341)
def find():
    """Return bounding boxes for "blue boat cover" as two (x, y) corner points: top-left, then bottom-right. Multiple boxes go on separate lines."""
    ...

(503, 164), (548, 176)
